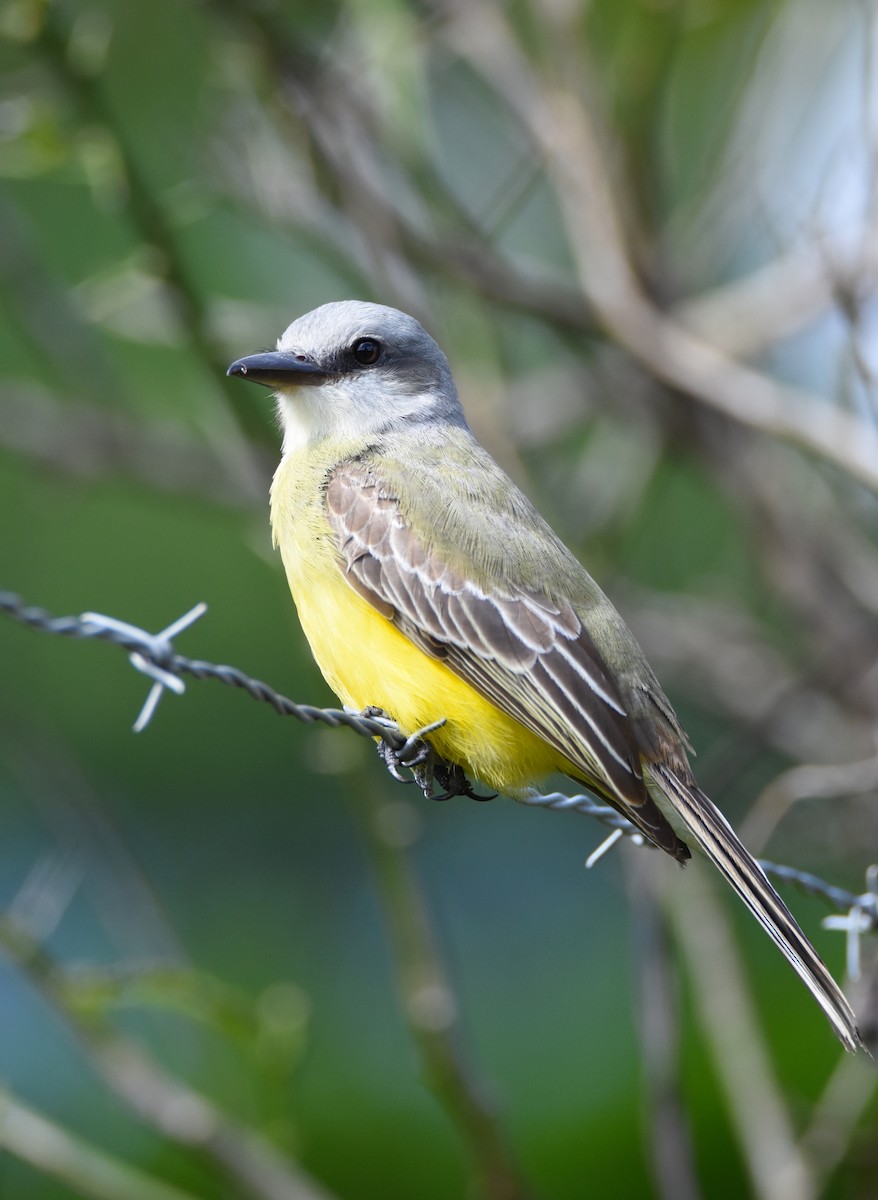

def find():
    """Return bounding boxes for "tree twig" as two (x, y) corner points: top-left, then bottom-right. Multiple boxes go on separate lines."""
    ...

(0, 916), (338, 1200)
(627, 854), (702, 1200)
(745, 754), (878, 853)
(0, 385), (267, 508)
(662, 867), (818, 1200)
(354, 787), (537, 1200)
(677, 222), (878, 359)
(36, 4), (264, 499)
(0, 1086), (201, 1200)
(445, 2), (878, 494)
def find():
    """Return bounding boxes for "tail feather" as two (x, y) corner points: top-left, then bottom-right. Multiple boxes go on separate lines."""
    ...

(651, 764), (862, 1053)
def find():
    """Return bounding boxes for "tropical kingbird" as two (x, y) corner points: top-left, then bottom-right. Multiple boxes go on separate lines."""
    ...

(228, 300), (860, 1051)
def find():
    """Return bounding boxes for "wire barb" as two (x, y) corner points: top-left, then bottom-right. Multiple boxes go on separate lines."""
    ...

(584, 827), (625, 869)
(0, 589), (407, 748)
(80, 603), (208, 731)
(397, 719), (448, 768)
(821, 864), (878, 980)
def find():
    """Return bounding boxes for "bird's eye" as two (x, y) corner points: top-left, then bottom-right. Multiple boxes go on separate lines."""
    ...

(352, 338), (382, 365)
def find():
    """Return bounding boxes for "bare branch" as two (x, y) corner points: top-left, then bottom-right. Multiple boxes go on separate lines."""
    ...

(623, 591), (873, 769)
(663, 865), (818, 1200)
(745, 754), (878, 853)
(0, 1087), (201, 1200)
(677, 223), (878, 359)
(627, 855), (702, 1200)
(0, 916), (338, 1200)
(446, 3), (878, 493)
(355, 787), (537, 1200)
(0, 386), (266, 507)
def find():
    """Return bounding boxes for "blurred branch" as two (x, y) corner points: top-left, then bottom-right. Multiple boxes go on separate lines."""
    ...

(0, 192), (124, 407)
(232, 6), (878, 371)
(355, 788), (536, 1200)
(799, 1052), (878, 1188)
(444, 3), (878, 493)
(663, 866), (818, 1200)
(745, 753), (878, 855)
(678, 222), (878, 359)
(0, 916), (338, 1200)
(710, 436), (878, 656)
(680, 423), (878, 806)
(35, 4), (264, 497)
(2, 589), (875, 934)
(625, 592), (874, 771)
(220, 2), (591, 331)
(0, 385), (267, 506)
(0, 1086), (201, 1200)
(627, 854), (702, 1200)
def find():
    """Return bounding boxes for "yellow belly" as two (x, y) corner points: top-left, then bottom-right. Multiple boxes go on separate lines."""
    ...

(270, 453), (562, 795)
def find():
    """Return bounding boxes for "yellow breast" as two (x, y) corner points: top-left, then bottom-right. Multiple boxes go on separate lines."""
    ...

(269, 450), (562, 794)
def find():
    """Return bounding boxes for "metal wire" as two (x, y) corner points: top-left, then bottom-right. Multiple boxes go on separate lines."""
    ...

(2, 589), (875, 935)
(0, 591), (407, 746)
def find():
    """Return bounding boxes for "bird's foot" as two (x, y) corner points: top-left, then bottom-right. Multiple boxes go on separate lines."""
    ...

(365, 708), (496, 803)
(368, 709), (441, 788)
(429, 761), (497, 803)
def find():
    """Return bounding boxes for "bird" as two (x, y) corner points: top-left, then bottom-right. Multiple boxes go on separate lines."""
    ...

(228, 300), (861, 1051)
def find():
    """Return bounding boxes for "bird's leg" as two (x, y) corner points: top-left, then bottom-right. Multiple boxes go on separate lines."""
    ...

(397, 727), (497, 802)
(364, 708), (495, 802)
(365, 708), (441, 789)
(375, 737), (418, 784)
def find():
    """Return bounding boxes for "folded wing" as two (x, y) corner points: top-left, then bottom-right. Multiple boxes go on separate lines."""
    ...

(326, 458), (689, 860)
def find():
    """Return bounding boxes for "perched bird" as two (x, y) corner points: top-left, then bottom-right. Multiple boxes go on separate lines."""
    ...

(229, 301), (861, 1051)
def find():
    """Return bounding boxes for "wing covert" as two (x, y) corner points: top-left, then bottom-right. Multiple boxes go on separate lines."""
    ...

(325, 458), (683, 852)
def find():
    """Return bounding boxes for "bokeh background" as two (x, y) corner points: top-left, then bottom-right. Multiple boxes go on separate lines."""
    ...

(1, 1), (877, 1198)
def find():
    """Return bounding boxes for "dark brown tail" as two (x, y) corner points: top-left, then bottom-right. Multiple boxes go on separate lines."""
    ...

(650, 764), (861, 1052)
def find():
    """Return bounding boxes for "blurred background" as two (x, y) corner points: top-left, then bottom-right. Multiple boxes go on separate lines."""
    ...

(1, 1), (877, 1197)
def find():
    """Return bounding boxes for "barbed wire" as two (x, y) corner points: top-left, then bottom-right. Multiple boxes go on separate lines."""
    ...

(2, 590), (875, 960)
(0, 590), (405, 744)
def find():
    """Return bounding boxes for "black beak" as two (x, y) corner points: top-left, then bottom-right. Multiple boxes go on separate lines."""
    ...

(226, 351), (328, 389)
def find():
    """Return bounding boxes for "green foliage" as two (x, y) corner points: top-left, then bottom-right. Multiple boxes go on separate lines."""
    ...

(1, 1), (876, 1198)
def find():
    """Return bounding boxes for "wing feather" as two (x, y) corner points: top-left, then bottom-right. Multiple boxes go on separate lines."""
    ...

(325, 459), (687, 857)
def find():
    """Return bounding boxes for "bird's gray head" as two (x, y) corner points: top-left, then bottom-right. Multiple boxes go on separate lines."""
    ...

(227, 301), (466, 454)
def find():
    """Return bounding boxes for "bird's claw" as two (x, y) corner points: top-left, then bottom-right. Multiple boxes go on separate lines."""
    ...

(428, 761), (497, 802)
(366, 709), (495, 803)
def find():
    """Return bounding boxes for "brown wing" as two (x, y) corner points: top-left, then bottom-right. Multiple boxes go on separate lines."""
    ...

(326, 458), (687, 859)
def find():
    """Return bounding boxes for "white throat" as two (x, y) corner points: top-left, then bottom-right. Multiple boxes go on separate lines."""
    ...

(277, 395), (319, 455)
(276, 381), (443, 456)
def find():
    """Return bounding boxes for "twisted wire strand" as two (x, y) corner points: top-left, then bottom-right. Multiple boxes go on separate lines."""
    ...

(0, 591), (403, 745)
(2, 589), (875, 927)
